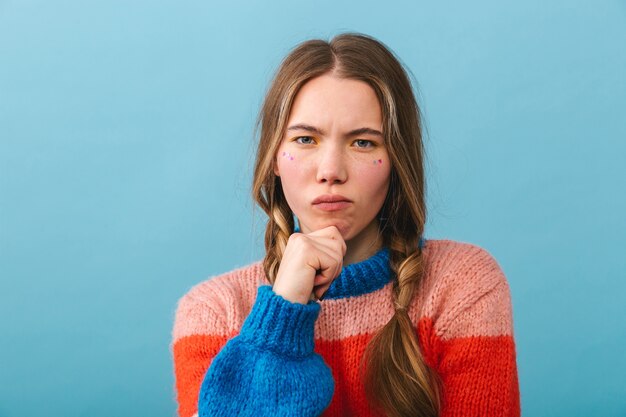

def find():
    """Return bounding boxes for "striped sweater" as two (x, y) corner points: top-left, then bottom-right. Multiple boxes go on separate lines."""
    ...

(171, 239), (521, 416)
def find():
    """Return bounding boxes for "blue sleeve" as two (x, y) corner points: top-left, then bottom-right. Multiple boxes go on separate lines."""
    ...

(198, 285), (335, 417)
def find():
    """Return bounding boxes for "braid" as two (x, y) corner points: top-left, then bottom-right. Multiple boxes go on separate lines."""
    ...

(262, 182), (294, 285)
(361, 233), (442, 417)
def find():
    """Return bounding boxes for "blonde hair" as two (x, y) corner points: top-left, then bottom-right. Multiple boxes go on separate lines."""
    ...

(251, 32), (442, 417)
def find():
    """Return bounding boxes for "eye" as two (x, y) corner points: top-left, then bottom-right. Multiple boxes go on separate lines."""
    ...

(354, 139), (374, 148)
(294, 136), (316, 145)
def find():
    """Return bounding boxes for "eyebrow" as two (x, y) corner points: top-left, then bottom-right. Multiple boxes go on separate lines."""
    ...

(286, 123), (383, 138)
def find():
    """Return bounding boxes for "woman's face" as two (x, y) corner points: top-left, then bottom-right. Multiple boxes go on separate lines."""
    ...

(274, 73), (391, 241)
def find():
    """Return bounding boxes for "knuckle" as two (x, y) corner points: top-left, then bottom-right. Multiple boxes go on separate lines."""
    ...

(288, 233), (303, 245)
(288, 233), (312, 253)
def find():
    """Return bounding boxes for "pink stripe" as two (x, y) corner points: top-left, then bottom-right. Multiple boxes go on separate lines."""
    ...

(415, 239), (514, 339)
(172, 263), (269, 341)
(172, 240), (514, 343)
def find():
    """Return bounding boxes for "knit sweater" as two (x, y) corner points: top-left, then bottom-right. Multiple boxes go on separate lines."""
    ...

(171, 239), (520, 416)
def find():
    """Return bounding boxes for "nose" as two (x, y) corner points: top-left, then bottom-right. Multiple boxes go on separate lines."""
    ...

(315, 144), (347, 184)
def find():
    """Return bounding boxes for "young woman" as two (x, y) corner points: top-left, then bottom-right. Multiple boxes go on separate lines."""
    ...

(171, 33), (520, 417)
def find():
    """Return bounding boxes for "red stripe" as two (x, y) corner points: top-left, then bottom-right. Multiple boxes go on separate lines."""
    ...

(172, 334), (230, 417)
(437, 334), (520, 416)
(173, 320), (519, 417)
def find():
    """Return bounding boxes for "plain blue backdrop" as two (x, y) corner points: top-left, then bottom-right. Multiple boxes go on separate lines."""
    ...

(1, 0), (625, 416)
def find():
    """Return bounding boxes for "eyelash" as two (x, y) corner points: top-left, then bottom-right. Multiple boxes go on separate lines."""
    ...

(293, 136), (375, 148)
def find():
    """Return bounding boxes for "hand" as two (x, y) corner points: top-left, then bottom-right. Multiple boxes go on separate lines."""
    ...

(272, 225), (347, 304)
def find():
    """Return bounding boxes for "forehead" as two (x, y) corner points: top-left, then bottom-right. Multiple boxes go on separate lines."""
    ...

(287, 74), (382, 130)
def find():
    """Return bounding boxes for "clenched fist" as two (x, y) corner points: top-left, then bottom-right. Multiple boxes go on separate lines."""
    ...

(273, 225), (347, 304)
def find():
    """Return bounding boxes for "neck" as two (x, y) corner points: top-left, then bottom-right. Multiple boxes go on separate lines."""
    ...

(343, 219), (383, 265)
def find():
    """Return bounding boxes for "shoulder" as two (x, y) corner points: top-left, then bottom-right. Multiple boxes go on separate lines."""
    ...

(172, 261), (270, 342)
(418, 238), (514, 339)
(422, 238), (506, 287)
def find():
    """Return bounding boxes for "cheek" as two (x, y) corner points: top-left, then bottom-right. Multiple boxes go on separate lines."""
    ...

(354, 157), (391, 191)
(277, 155), (309, 202)
(278, 153), (305, 181)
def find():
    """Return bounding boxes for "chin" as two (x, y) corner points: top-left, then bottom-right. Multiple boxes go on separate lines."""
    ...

(334, 223), (352, 239)
(301, 218), (353, 238)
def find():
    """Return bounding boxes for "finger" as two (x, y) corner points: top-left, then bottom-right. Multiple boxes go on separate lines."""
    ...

(313, 241), (343, 285)
(313, 282), (332, 300)
(320, 225), (347, 257)
(306, 236), (346, 263)
(304, 226), (347, 258)
(309, 245), (343, 286)
(295, 230), (344, 289)
(289, 234), (343, 283)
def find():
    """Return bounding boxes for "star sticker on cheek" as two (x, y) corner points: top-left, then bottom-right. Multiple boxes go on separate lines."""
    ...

(282, 151), (294, 161)
(373, 159), (383, 165)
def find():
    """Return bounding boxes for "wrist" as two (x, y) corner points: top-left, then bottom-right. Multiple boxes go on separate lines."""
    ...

(272, 282), (311, 305)
(239, 285), (320, 358)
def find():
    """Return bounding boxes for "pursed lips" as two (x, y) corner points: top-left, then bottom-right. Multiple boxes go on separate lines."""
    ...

(312, 195), (352, 211)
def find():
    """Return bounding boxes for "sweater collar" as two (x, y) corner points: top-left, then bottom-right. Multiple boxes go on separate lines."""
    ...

(292, 227), (425, 300)
(323, 245), (393, 300)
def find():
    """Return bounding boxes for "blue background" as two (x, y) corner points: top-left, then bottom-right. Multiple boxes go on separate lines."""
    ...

(1, 0), (625, 416)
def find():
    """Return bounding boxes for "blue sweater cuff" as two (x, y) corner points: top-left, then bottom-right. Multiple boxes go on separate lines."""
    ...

(239, 285), (321, 358)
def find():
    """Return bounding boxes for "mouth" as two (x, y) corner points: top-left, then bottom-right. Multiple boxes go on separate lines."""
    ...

(312, 194), (352, 212)
(313, 201), (352, 211)
(312, 194), (352, 204)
